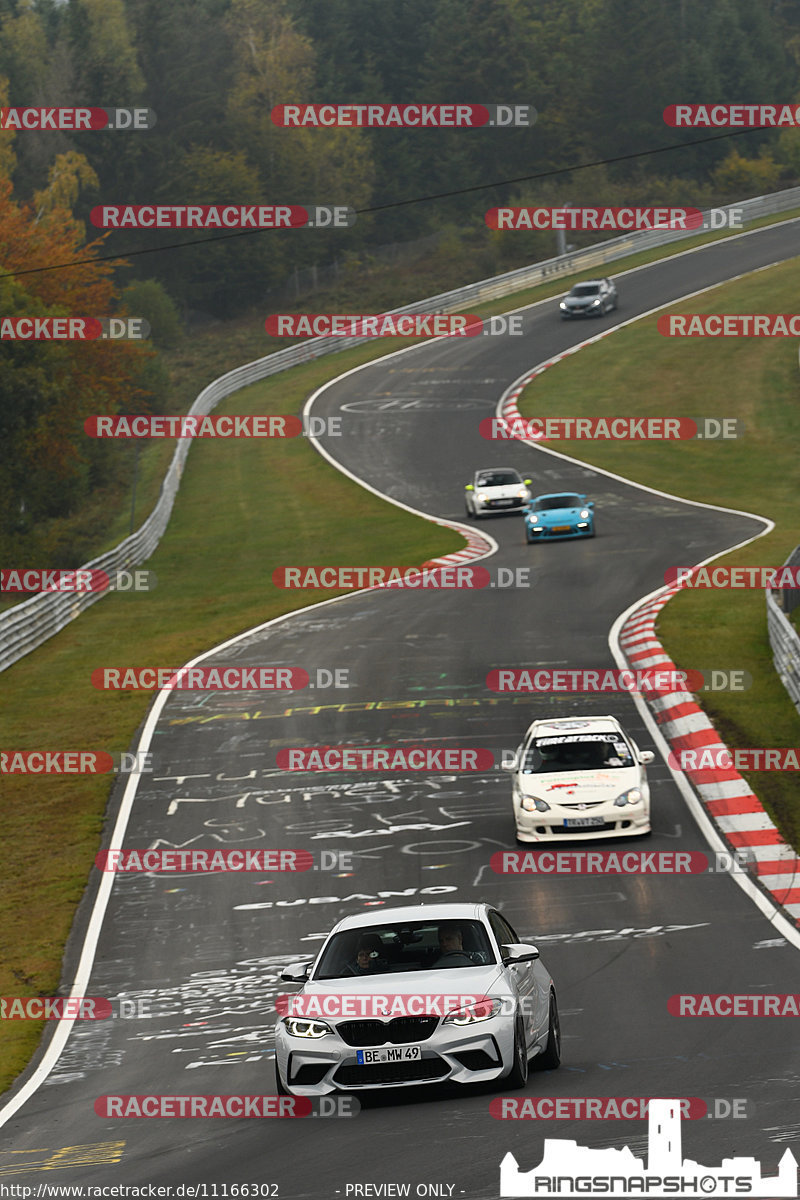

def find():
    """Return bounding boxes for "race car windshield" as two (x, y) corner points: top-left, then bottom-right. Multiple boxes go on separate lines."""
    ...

(570, 284), (600, 296)
(521, 733), (635, 773)
(533, 494), (581, 511)
(476, 471), (520, 487)
(313, 919), (496, 979)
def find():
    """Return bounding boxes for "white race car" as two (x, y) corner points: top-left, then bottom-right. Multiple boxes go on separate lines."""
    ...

(465, 467), (532, 517)
(507, 715), (655, 842)
(274, 902), (560, 1094)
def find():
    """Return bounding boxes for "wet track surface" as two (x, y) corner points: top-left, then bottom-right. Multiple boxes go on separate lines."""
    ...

(2, 222), (799, 1197)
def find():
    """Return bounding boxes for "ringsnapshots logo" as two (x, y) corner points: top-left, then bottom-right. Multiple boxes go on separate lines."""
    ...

(271, 103), (535, 127)
(265, 313), (524, 338)
(90, 205), (355, 229)
(499, 1097), (797, 1197)
(482, 417), (742, 441)
(0, 107), (156, 131)
(1, 568), (156, 593)
(486, 207), (703, 231)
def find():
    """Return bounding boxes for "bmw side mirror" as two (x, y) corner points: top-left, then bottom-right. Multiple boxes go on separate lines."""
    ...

(501, 942), (540, 964)
(280, 961), (313, 983)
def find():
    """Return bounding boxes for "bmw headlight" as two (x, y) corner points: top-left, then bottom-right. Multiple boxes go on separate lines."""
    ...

(614, 787), (642, 807)
(521, 795), (550, 812)
(282, 1017), (332, 1038)
(444, 998), (503, 1025)
(580, 509), (590, 519)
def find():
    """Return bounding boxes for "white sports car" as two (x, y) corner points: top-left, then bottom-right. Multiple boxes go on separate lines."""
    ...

(274, 902), (560, 1094)
(507, 715), (655, 842)
(465, 467), (532, 517)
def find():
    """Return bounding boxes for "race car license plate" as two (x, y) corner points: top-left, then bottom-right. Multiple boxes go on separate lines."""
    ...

(552, 525), (571, 533)
(563, 816), (606, 828)
(494, 499), (514, 507)
(356, 1046), (422, 1064)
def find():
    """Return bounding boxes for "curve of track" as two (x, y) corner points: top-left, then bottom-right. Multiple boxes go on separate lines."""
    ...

(2, 221), (799, 1197)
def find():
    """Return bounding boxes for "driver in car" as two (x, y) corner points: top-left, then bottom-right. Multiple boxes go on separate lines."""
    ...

(433, 923), (474, 967)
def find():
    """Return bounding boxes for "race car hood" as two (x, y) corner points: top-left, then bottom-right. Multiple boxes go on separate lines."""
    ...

(294, 963), (506, 1011)
(518, 765), (640, 804)
(528, 505), (588, 523)
(562, 294), (601, 309)
(476, 483), (525, 499)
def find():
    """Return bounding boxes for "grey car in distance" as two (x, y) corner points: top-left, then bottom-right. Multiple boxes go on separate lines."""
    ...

(559, 277), (618, 318)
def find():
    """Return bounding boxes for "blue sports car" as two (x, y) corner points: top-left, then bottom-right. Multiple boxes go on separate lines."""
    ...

(524, 492), (595, 542)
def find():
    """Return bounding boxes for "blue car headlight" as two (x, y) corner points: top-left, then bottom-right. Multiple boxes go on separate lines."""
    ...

(580, 509), (590, 519)
(614, 788), (642, 807)
(527, 514), (539, 524)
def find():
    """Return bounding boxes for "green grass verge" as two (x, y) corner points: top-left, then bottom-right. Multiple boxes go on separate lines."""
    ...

(515, 256), (800, 849)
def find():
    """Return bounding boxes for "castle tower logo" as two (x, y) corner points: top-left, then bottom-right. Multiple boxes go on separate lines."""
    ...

(500, 1098), (797, 1197)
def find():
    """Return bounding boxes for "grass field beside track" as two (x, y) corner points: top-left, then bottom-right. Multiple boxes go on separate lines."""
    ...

(2, 210), (800, 1095)
(515, 256), (800, 849)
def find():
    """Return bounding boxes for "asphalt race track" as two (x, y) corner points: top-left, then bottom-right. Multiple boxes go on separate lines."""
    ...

(2, 222), (799, 1197)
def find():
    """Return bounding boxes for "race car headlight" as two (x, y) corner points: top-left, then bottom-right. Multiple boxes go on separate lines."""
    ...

(614, 787), (642, 807)
(589, 298), (601, 306)
(521, 795), (550, 812)
(282, 1017), (332, 1038)
(444, 998), (503, 1025)
(478, 492), (488, 503)
(580, 509), (590, 519)
(559, 301), (568, 310)
(516, 488), (527, 498)
(527, 514), (539, 523)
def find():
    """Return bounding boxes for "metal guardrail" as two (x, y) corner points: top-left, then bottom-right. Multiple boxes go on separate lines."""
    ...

(767, 548), (800, 717)
(3, 186), (800, 672)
